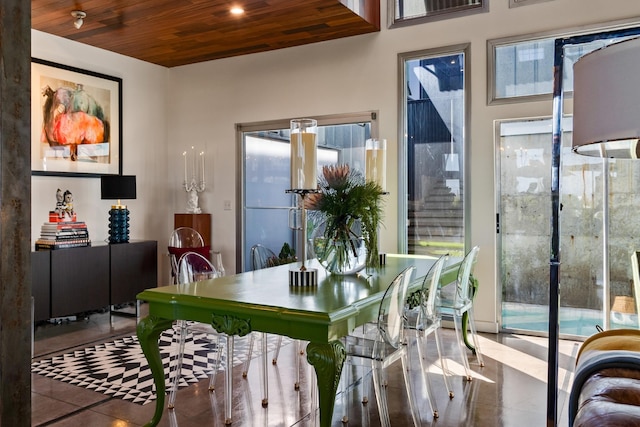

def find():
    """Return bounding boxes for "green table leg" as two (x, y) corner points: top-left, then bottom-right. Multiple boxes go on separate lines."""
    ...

(137, 315), (174, 427)
(306, 341), (347, 427)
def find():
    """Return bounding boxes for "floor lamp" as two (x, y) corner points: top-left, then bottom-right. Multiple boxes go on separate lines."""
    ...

(549, 30), (640, 427)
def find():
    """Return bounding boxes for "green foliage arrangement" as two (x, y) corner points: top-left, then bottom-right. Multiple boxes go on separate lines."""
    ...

(266, 242), (297, 267)
(306, 164), (384, 270)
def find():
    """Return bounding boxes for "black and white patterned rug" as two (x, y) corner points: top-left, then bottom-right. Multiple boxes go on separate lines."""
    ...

(32, 326), (286, 405)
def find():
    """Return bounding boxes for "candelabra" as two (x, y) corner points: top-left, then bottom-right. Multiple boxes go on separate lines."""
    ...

(184, 178), (205, 214)
(183, 147), (206, 213)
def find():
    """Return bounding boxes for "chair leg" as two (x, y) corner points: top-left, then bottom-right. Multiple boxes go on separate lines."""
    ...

(260, 333), (269, 407)
(168, 321), (188, 409)
(208, 335), (223, 391)
(416, 331), (439, 418)
(401, 351), (421, 427)
(242, 332), (255, 378)
(272, 335), (283, 364)
(224, 336), (234, 425)
(341, 357), (350, 424)
(453, 313), (473, 381)
(434, 328), (454, 398)
(295, 339), (301, 390)
(371, 360), (391, 427)
(467, 307), (485, 367)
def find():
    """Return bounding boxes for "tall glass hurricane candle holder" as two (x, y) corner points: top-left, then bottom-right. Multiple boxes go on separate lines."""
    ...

(290, 119), (318, 190)
(365, 138), (387, 192)
(366, 138), (387, 265)
(288, 118), (318, 287)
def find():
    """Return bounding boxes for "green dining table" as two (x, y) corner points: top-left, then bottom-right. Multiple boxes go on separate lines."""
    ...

(136, 253), (462, 427)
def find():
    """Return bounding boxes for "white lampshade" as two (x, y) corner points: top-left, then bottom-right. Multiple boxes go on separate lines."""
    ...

(572, 36), (640, 158)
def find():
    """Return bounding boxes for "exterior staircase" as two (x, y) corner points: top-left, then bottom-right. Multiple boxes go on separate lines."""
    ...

(408, 179), (464, 257)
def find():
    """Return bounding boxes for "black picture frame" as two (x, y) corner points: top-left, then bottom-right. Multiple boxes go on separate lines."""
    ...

(31, 58), (122, 177)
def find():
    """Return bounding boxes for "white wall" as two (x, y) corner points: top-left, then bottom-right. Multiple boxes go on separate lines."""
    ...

(165, 0), (640, 332)
(32, 1), (640, 330)
(31, 30), (170, 284)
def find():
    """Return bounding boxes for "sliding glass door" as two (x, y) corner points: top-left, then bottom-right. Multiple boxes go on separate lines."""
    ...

(498, 115), (640, 336)
(238, 114), (375, 271)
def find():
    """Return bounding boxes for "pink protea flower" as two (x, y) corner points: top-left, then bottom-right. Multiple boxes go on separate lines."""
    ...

(305, 192), (323, 210)
(322, 164), (350, 189)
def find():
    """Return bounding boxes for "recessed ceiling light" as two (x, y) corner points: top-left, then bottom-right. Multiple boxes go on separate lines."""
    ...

(230, 7), (244, 15)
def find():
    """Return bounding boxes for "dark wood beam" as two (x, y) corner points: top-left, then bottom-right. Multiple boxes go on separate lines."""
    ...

(0, 0), (32, 424)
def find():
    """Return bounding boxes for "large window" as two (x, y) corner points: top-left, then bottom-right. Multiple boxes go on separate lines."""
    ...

(399, 45), (469, 257)
(496, 26), (640, 338)
(237, 114), (375, 271)
(488, 21), (640, 104)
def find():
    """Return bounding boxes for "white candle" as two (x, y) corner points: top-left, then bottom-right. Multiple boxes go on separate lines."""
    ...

(365, 138), (387, 191)
(183, 151), (187, 182)
(191, 146), (196, 180)
(290, 119), (318, 190)
(200, 151), (205, 182)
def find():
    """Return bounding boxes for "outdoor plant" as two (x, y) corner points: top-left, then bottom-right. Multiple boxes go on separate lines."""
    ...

(266, 242), (297, 267)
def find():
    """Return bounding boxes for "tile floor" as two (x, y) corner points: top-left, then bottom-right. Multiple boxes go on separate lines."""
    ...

(32, 304), (579, 426)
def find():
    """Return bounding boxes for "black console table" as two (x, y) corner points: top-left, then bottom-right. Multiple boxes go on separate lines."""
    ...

(32, 240), (157, 322)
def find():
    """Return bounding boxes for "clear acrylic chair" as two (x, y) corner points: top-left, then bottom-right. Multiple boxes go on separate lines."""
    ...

(169, 251), (247, 425)
(250, 244), (278, 270)
(438, 245), (484, 381)
(167, 227), (209, 284)
(242, 244), (298, 406)
(404, 254), (453, 419)
(169, 251), (220, 411)
(245, 244), (283, 371)
(341, 266), (420, 427)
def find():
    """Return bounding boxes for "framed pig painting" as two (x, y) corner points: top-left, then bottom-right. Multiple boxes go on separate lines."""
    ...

(31, 58), (122, 177)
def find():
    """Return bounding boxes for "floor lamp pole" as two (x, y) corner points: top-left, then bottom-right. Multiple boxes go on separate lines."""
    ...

(547, 29), (640, 427)
(547, 38), (565, 427)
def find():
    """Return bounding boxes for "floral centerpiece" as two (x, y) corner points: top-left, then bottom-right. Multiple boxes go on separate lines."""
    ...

(305, 164), (384, 274)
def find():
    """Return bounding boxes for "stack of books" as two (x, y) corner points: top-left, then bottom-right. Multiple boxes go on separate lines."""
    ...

(35, 222), (91, 250)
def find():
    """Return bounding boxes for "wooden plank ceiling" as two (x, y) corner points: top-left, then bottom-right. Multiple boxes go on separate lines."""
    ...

(31, 0), (380, 68)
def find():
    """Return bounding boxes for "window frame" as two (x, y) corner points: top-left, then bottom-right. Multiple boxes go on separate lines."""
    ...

(397, 43), (471, 254)
(388, 0), (488, 29)
(487, 17), (640, 105)
(508, 0), (554, 8)
(236, 112), (378, 271)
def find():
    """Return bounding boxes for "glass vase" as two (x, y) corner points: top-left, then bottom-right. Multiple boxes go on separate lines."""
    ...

(311, 235), (367, 275)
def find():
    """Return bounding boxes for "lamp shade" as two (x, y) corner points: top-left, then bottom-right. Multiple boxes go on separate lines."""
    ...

(572, 36), (640, 158)
(101, 175), (137, 200)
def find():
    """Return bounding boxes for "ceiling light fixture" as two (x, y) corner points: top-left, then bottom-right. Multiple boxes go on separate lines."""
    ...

(71, 10), (86, 30)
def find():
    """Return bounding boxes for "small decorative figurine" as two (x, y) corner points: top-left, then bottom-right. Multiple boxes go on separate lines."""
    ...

(62, 190), (75, 221)
(55, 188), (65, 219)
(48, 188), (78, 223)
